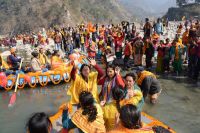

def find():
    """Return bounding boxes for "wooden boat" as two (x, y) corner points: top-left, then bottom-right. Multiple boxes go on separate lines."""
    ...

(2, 66), (72, 91)
(0, 54), (89, 91)
(49, 104), (176, 133)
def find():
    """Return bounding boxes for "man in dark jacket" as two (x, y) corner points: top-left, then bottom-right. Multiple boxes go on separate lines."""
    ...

(136, 67), (162, 104)
(7, 47), (21, 71)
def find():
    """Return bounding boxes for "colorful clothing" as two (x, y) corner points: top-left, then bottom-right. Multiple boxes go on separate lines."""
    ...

(0, 55), (9, 69)
(154, 22), (163, 35)
(87, 41), (96, 59)
(151, 33), (160, 41)
(102, 102), (119, 131)
(30, 58), (42, 72)
(124, 42), (133, 67)
(39, 53), (49, 66)
(54, 32), (62, 50)
(102, 86), (143, 131)
(113, 32), (125, 59)
(143, 22), (152, 38)
(137, 71), (161, 99)
(182, 31), (189, 45)
(170, 43), (185, 73)
(162, 44), (171, 72)
(51, 56), (69, 72)
(67, 65), (104, 105)
(62, 104), (106, 133)
(156, 45), (164, 72)
(124, 84), (144, 111)
(133, 39), (143, 66)
(7, 54), (21, 70)
(144, 42), (154, 68)
(124, 43), (132, 56)
(98, 75), (125, 103)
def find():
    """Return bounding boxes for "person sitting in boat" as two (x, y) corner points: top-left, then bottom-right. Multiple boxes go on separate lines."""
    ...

(108, 104), (154, 133)
(0, 52), (17, 76)
(7, 47), (22, 71)
(50, 50), (67, 71)
(67, 59), (104, 105)
(26, 112), (52, 133)
(31, 51), (48, 72)
(38, 48), (50, 69)
(124, 72), (144, 111)
(136, 67), (162, 104)
(62, 91), (106, 133)
(103, 86), (126, 131)
(98, 65), (125, 106)
(0, 52), (9, 71)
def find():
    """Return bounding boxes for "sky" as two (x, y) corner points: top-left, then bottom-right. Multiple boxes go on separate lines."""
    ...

(140, 0), (176, 6)
(120, 0), (176, 14)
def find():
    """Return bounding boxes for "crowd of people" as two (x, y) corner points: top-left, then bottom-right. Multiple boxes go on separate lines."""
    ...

(0, 17), (200, 133)
(1, 18), (200, 80)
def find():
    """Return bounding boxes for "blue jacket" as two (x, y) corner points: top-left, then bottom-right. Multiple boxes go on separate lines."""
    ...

(154, 23), (163, 35)
(7, 54), (21, 70)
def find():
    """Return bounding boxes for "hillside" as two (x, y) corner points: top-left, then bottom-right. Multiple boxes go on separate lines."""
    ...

(0, 0), (131, 35)
(164, 3), (200, 20)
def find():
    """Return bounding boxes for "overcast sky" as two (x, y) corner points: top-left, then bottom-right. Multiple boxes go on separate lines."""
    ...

(141, 0), (176, 7)
(120, 0), (176, 14)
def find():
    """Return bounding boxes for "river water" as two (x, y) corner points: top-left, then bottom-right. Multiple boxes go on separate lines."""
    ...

(0, 47), (200, 133)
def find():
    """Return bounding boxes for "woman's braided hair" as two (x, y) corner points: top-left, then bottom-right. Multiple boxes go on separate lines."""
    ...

(79, 91), (97, 122)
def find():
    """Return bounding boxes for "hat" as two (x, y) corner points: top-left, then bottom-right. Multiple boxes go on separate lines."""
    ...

(106, 46), (111, 50)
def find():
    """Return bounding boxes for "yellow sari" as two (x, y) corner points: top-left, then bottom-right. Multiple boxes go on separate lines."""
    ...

(103, 102), (118, 131)
(103, 92), (143, 132)
(39, 53), (49, 65)
(51, 56), (68, 71)
(72, 104), (106, 133)
(175, 40), (184, 60)
(0, 55), (9, 69)
(67, 72), (99, 105)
